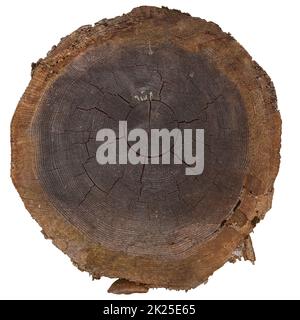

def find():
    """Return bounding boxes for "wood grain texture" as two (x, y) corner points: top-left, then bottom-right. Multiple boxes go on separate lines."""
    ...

(11, 6), (281, 293)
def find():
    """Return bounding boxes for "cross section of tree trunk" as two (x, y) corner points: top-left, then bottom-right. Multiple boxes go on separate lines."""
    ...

(11, 6), (281, 293)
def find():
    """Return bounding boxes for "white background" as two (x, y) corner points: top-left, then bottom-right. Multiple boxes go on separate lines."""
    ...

(0, 0), (299, 300)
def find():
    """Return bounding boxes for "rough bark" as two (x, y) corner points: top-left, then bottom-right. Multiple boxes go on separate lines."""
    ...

(11, 6), (281, 293)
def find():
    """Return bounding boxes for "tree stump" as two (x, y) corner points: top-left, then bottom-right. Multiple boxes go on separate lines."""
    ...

(11, 6), (281, 293)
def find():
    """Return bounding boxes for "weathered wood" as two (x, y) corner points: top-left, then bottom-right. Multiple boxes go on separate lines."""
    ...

(108, 279), (149, 294)
(11, 6), (281, 293)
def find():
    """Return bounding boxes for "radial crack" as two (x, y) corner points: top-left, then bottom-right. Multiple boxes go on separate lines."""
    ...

(78, 185), (94, 206)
